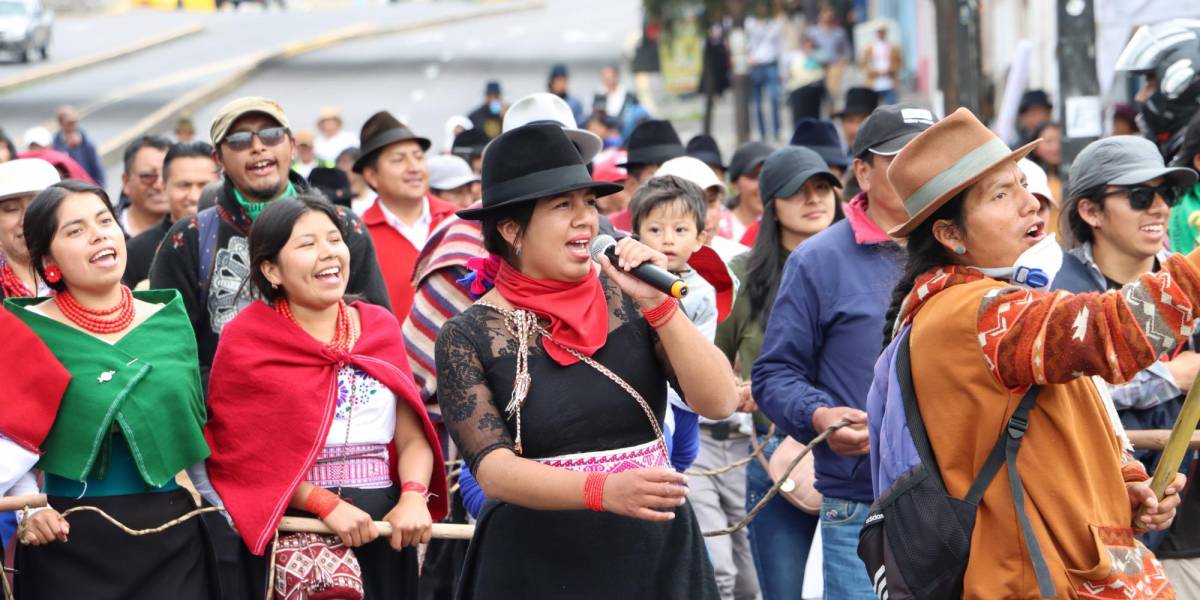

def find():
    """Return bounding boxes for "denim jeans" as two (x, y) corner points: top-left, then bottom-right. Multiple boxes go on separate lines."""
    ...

(746, 433), (819, 600)
(819, 496), (876, 599)
(876, 88), (898, 105)
(749, 62), (782, 141)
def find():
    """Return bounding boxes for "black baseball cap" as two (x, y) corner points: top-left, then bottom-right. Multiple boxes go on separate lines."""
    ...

(851, 104), (936, 159)
(728, 141), (775, 181)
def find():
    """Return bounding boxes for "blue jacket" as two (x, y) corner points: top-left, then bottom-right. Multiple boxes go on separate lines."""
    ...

(752, 217), (904, 503)
(52, 130), (106, 188)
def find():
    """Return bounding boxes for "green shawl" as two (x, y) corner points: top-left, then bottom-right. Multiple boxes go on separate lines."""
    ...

(4, 289), (209, 487)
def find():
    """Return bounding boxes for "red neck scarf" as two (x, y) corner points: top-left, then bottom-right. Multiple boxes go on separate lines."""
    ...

(495, 259), (608, 366)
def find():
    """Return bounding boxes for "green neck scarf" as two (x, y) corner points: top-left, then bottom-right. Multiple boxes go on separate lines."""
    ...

(234, 181), (298, 221)
(4, 290), (209, 486)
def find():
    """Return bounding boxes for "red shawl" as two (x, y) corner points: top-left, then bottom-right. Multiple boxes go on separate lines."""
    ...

(0, 305), (71, 453)
(205, 300), (448, 555)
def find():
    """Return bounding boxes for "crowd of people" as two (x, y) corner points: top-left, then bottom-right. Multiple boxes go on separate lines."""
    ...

(2, 14), (1200, 600)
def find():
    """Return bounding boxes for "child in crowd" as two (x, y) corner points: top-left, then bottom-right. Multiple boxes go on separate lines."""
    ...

(633, 174), (759, 599)
(631, 175), (718, 337)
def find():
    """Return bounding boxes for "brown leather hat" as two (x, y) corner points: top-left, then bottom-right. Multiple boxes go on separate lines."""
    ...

(353, 110), (431, 173)
(886, 108), (1040, 237)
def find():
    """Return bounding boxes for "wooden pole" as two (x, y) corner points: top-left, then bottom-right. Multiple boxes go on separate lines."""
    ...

(0, 494), (475, 540)
(1126, 430), (1200, 452)
(1141, 374), (1200, 522)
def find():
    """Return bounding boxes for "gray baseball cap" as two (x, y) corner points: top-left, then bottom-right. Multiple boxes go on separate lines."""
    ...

(1068, 135), (1197, 200)
(759, 146), (841, 204)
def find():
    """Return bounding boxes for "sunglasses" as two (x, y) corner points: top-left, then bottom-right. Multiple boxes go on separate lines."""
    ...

(1099, 184), (1181, 210)
(134, 171), (161, 185)
(222, 127), (289, 152)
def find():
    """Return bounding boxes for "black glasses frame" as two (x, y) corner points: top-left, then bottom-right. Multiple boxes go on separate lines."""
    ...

(1098, 184), (1181, 210)
(222, 126), (290, 151)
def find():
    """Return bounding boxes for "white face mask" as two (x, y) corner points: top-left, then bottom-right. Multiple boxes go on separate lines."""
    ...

(974, 233), (1063, 291)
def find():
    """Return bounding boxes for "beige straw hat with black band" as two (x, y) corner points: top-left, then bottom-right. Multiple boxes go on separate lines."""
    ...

(886, 108), (1041, 237)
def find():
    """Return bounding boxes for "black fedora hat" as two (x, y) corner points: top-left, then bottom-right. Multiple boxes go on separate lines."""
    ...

(789, 118), (849, 167)
(835, 87), (879, 118)
(457, 123), (623, 220)
(353, 110), (431, 173)
(619, 119), (684, 167)
(789, 84), (825, 122)
(686, 134), (725, 169)
(451, 128), (489, 161)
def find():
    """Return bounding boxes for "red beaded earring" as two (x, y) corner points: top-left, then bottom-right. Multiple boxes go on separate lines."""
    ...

(44, 265), (61, 284)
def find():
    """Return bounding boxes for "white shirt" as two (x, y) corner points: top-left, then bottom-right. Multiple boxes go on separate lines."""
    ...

(0, 433), (38, 496)
(869, 40), (895, 91)
(293, 159), (319, 179)
(377, 195), (433, 250)
(314, 131), (358, 164)
(709, 236), (750, 263)
(745, 16), (783, 65)
(325, 366), (398, 446)
(605, 85), (629, 118)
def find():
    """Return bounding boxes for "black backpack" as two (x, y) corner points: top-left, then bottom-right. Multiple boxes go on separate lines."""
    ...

(856, 331), (1057, 599)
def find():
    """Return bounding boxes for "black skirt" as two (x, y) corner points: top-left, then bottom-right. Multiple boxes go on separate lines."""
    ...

(14, 488), (218, 600)
(238, 485), (419, 600)
(456, 499), (718, 600)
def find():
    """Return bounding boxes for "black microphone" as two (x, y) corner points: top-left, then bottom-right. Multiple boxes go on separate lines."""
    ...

(589, 234), (688, 299)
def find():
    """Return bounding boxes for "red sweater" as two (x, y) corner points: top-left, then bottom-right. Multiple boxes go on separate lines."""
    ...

(362, 195), (457, 322)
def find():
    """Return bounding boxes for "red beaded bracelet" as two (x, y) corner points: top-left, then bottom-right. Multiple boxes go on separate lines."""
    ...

(640, 297), (678, 329)
(304, 487), (340, 519)
(584, 472), (608, 512)
(401, 481), (433, 501)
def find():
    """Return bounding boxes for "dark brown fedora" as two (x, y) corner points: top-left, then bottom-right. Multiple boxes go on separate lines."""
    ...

(353, 110), (431, 173)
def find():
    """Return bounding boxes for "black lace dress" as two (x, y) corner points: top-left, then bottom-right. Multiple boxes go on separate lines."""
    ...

(435, 276), (718, 600)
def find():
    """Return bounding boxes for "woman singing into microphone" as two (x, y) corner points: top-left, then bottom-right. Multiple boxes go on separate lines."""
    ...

(435, 123), (738, 599)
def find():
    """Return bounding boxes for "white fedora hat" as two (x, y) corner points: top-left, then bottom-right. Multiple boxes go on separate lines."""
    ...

(0, 159), (61, 202)
(502, 92), (602, 163)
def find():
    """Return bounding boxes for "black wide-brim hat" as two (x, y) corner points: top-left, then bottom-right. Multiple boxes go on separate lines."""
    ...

(457, 123), (624, 220)
(618, 119), (684, 167)
(834, 87), (879, 118)
(353, 110), (431, 173)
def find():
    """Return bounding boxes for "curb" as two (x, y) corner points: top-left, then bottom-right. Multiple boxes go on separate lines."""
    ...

(0, 23), (204, 95)
(97, 0), (545, 164)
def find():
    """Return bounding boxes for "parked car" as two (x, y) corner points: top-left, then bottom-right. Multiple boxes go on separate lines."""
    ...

(0, 0), (52, 63)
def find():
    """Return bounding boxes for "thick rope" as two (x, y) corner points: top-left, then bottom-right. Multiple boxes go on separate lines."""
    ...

(685, 423), (776, 477)
(17, 505), (224, 543)
(703, 419), (849, 538)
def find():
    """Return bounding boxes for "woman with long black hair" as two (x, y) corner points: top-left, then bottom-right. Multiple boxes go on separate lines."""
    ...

(715, 146), (842, 598)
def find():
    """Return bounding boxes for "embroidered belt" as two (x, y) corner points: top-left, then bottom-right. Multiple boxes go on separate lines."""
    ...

(308, 443), (391, 489)
(533, 440), (668, 474)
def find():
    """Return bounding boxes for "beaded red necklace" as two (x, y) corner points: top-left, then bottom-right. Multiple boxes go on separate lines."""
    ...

(55, 285), (135, 334)
(274, 298), (355, 353)
(0, 263), (33, 299)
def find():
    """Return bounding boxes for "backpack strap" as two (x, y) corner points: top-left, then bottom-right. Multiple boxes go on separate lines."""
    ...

(895, 330), (947, 491)
(196, 206), (221, 311)
(899, 333), (1057, 598)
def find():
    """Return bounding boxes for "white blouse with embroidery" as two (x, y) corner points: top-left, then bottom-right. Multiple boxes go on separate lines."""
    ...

(324, 366), (397, 447)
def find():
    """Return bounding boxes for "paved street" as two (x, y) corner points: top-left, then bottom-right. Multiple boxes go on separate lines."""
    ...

(0, 0), (639, 196)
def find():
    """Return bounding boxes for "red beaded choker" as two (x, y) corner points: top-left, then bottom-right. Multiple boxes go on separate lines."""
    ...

(54, 286), (135, 334)
(274, 298), (355, 353)
(0, 263), (33, 299)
